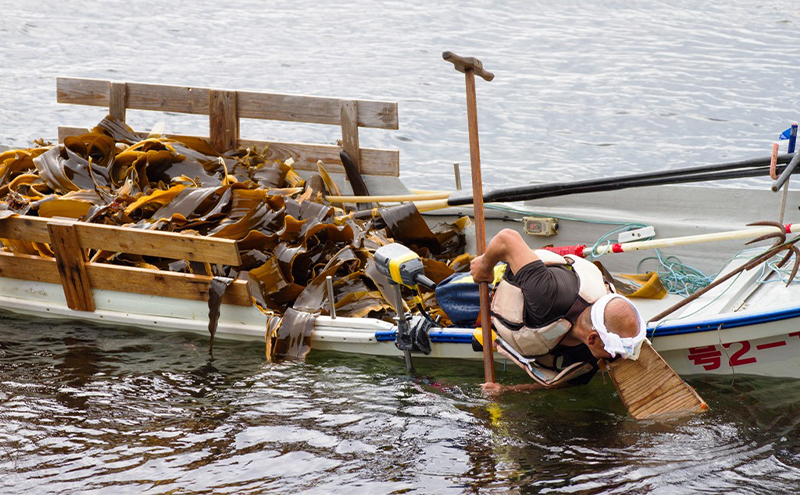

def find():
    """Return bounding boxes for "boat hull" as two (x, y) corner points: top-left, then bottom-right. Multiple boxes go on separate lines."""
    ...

(2, 276), (798, 379)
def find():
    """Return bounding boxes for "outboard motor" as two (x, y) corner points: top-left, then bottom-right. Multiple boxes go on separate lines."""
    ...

(374, 243), (436, 289)
(374, 243), (438, 370)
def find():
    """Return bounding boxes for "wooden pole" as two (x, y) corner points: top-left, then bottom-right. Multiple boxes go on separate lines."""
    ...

(443, 51), (495, 383)
(466, 71), (496, 384)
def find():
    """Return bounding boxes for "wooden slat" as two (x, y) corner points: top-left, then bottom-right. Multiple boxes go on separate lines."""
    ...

(109, 82), (127, 121)
(57, 127), (400, 177)
(0, 252), (251, 306)
(236, 89), (398, 129)
(0, 216), (52, 243)
(606, 341), (708, 420)
(58, 78), (210, 115)
(0, 252), (61, 283)
(209, 89), (239, 152)
(0, 216), (242, 266)
(47, 222), (95, 312)
(248, 139), (399, 176)
(57, 77), (399, 129)
(340, 100), (361, 170)
(86, 263), (252, 306)
(72, 222), (242, 266)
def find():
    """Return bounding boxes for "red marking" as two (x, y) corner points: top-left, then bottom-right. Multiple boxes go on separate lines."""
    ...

(543, 244), (587, 258)
(790, 331), (800, 339)
(786, 224), (793, 234)
(687, 345), (722, 371)
(723, 341), (757, 366)
(756, 341), (787, 350)
(612, 243), (623, 253)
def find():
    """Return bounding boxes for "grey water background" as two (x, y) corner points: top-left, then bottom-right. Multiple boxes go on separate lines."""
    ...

(1, 0), (800, 493)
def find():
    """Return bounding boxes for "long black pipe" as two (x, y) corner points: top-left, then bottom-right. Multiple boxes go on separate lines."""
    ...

(488, 164), (787, 204)
(449, 153), (793, 206)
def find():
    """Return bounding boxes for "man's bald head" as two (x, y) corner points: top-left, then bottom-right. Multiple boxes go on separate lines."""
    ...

(603, 298), (640, 339)
(575, 296), (645, 360)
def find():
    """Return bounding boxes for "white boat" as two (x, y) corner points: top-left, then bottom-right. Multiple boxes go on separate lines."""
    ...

(2, 181), (799, 379)
(1, 77), (798, 379)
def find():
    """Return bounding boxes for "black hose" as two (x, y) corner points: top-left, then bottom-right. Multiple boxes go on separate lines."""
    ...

(415, 301), (441, 327)
(493, 164), (790, 204)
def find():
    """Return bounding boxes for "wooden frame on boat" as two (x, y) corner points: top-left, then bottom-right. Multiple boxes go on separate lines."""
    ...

(56, 77), (400, 176)
(0, 216), (250, 311)
(0, 78), (402, 313)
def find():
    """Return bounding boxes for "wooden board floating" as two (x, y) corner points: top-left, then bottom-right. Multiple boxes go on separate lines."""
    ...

(605, 340), (709, 420)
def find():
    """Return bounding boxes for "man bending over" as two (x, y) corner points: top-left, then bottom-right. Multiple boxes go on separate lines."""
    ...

(470, 229), (647, 391)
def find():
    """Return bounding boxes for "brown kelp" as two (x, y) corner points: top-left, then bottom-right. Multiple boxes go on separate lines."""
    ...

(0, 117), (470, 360)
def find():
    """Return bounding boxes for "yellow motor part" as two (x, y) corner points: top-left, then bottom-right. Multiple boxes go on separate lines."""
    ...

(388, 250), (419, 285)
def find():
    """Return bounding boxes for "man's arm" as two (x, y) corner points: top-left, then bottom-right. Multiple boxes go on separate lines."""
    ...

(482, 379), (577, 395)
(482, 381), (545, 394)
(470, 228), (540, 282)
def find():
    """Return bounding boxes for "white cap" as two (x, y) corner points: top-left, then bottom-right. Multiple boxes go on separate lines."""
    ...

(590, 293), (647, 360)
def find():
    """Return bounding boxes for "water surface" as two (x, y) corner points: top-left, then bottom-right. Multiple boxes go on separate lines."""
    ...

(1, 314), (798, 493)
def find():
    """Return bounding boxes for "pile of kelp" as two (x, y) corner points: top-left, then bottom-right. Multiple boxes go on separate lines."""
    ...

(0, 117), (470, 359)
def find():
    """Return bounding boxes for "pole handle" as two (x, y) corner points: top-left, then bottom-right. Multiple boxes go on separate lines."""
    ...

(772, 151), (800, 192)
(442, 51), (495, 81)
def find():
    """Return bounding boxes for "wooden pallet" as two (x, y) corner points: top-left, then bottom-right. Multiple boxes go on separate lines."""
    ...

(56, 77), (400, 177)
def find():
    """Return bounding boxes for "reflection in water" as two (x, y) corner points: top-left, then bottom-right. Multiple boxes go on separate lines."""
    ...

(0, 314), (799, 493)
(55, 336), (101, 409)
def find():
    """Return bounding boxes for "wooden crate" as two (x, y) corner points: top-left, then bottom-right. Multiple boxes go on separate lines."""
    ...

(0, 78), (403, 313)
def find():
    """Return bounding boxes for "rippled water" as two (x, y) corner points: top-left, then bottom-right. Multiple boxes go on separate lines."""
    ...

(2, 1), (800, 493)
(1, 314), (799, 494)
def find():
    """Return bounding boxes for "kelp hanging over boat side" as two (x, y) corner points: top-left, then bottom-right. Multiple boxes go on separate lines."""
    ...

(268, 308), (316, 360)
(207, 275), (235, 353)
(0, 117), (472, 361)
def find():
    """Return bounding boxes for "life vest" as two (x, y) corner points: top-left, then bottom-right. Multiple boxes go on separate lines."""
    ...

(490, 249), (611, 358)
